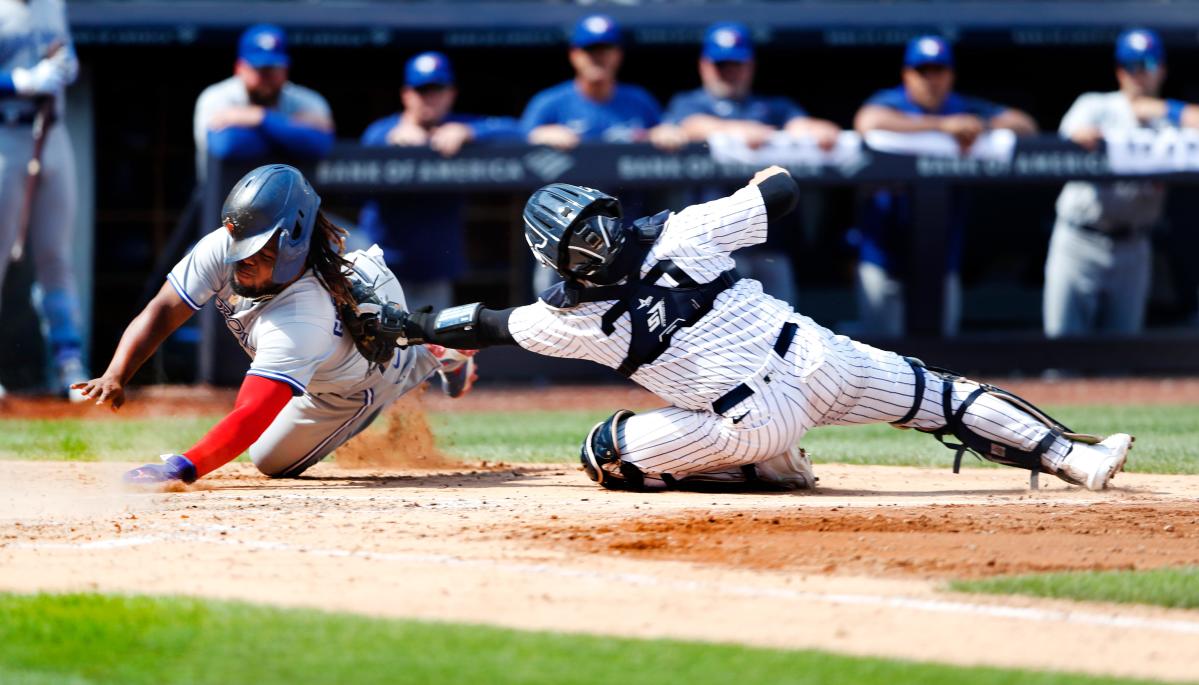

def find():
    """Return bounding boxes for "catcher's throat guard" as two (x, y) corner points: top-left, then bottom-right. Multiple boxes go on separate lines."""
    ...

(894, 358), (1102, 474)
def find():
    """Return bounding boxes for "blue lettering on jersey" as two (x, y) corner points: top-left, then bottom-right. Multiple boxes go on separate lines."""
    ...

(214, 296), (256, 354)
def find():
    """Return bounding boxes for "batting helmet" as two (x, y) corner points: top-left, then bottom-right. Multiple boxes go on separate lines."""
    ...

(523, 183), (626, 284)
(222, 164), (321, 285)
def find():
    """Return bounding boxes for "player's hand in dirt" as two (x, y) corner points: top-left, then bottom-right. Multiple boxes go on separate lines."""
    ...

(71, 375), (127, 411)
(123, 454), (197, 488)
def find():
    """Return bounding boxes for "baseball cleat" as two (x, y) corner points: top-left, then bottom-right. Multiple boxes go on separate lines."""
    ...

(0, 382), (7, 402)
(1057, 433), (1133, 491)
(753, 446), (818, 490)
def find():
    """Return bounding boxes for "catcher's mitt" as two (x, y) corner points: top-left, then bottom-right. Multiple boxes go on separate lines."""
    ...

(340, 278), (425, 372)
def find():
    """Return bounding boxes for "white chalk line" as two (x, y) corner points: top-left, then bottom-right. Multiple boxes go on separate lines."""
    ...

(11, 532), (1199, 636)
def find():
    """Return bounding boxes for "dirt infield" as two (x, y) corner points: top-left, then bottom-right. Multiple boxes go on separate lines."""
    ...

(3, 459), (1199, 682)
(3, 381), (1199, 681)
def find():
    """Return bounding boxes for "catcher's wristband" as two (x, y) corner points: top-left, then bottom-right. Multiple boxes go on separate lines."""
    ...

(434, 303), (483, 335)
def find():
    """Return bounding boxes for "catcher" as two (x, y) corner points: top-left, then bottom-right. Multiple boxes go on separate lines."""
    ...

(73, 164), (476, 485)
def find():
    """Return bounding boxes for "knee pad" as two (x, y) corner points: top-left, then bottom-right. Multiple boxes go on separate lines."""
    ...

(906, 361), (1101, 474)
(580, 409), (646, 490)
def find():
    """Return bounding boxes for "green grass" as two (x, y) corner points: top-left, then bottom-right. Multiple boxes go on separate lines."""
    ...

(0, 592), (1176, 685)
(1, 404), (1195, 474)
(951, 567), (1199, 610)
(429, 404), (1199, 474)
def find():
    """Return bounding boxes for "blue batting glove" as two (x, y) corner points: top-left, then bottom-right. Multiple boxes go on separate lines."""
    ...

(123, 454), (197, 486)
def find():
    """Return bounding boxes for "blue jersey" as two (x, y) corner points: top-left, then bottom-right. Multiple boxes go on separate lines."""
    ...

(357, 112), (521, 282)
(863, 85), (1006, 119)
(663, 88), (806, 128)
(520, 81), (661, 142)
(854, 86), (1008, 273)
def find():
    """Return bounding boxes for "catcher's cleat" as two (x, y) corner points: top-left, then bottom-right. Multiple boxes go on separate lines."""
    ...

(1056, 433), (1133, 491)
(123, 454), (198, 487)
(429, 345), (477, 398)
(753, 447), (817, 490)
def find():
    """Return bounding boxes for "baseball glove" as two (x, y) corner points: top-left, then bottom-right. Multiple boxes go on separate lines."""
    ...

(339, 278), (425, 371)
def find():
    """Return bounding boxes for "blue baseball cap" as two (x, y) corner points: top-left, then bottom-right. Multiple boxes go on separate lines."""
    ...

(571, 14), (622, 48)
(1115, 28), (1165, 70)
(238, 24), (289, 68)
(405, 51), (455, 88)
(904, 35), (953, 68)
(703, 22), (753, 63)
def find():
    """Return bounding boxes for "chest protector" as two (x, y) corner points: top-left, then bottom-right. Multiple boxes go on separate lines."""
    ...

(540, 210), (741, 377)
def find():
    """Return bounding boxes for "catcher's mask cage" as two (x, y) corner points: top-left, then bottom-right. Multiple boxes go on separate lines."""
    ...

(222, 163), (322, 285)
(523, 183), (626, 284)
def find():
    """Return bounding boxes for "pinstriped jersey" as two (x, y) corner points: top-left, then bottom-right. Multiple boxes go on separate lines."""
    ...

(168, 228), (417, 397)
(508, 184), (795, 411)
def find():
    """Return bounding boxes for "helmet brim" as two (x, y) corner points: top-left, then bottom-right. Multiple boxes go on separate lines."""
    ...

(223, 227), (278, 265)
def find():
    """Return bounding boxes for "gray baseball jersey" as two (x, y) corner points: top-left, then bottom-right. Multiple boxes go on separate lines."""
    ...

(511, 181), (1074, 482)
(1055, 91), (1168, 231)
(168, 231), (439, 475)
(168, 229), (431, 397)
(192, 76), (332, 176)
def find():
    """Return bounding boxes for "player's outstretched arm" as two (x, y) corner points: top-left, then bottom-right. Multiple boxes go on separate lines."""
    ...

(384, 303), (518, 350)
(72, 282), (196, 410)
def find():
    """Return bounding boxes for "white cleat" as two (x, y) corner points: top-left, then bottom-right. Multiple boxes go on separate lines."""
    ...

(1057, 433), (1133, 491)
(754, 446), (817, 490)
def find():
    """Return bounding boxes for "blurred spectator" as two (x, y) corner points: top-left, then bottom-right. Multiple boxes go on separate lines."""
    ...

(665, 22), (840, 150)
(192, 24), (333, 180)
(662, 21), (841, 305)
(0, 0), (85, 400)
(851, 35), (1038, 336)
(1044, 28), (1199, 337)
(521, 14), (683, 151)
(523, 14), (683, 292)
(358, 51), (521, 310)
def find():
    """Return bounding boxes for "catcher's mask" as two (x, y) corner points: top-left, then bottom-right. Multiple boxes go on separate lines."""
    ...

(222, 164), (321, 285)
(522, 183), (627, 285)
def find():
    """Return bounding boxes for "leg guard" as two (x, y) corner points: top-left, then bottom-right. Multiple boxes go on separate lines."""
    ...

(580, 409), (655, 491)
(896, 359), (1101, 474)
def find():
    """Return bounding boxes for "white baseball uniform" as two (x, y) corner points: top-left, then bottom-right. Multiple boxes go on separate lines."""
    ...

(508, 183), (1074, 481)
(168, 228), (439, 476)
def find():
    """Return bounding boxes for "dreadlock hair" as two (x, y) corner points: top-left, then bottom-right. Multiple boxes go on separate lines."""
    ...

(307, 211), (358, 329)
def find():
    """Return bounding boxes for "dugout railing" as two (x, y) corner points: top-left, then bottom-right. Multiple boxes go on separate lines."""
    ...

(196, 135), (1199, 384)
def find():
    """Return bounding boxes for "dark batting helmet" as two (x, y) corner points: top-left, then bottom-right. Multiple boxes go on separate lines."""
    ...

(522, 183), (626, 284)
(221, 164), (321, 285)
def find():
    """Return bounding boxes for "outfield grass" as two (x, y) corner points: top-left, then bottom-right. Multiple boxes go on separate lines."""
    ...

(0, 592), (1175, 685)
(1, 404), (1195, 474)
(951, 567), (1199, 610)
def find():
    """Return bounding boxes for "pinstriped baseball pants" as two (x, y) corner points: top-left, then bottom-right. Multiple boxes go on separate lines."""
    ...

(618, 316), (1072, 480)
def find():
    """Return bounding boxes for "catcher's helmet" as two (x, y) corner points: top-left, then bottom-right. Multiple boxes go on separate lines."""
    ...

(221, 164), (321, 285)
(523, 183), (626, 284)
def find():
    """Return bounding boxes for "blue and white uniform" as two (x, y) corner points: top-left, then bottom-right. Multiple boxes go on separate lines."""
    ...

(0, 0), (85, 396)
(192, 76), (333, 178)
(167, 228), (439, 476)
